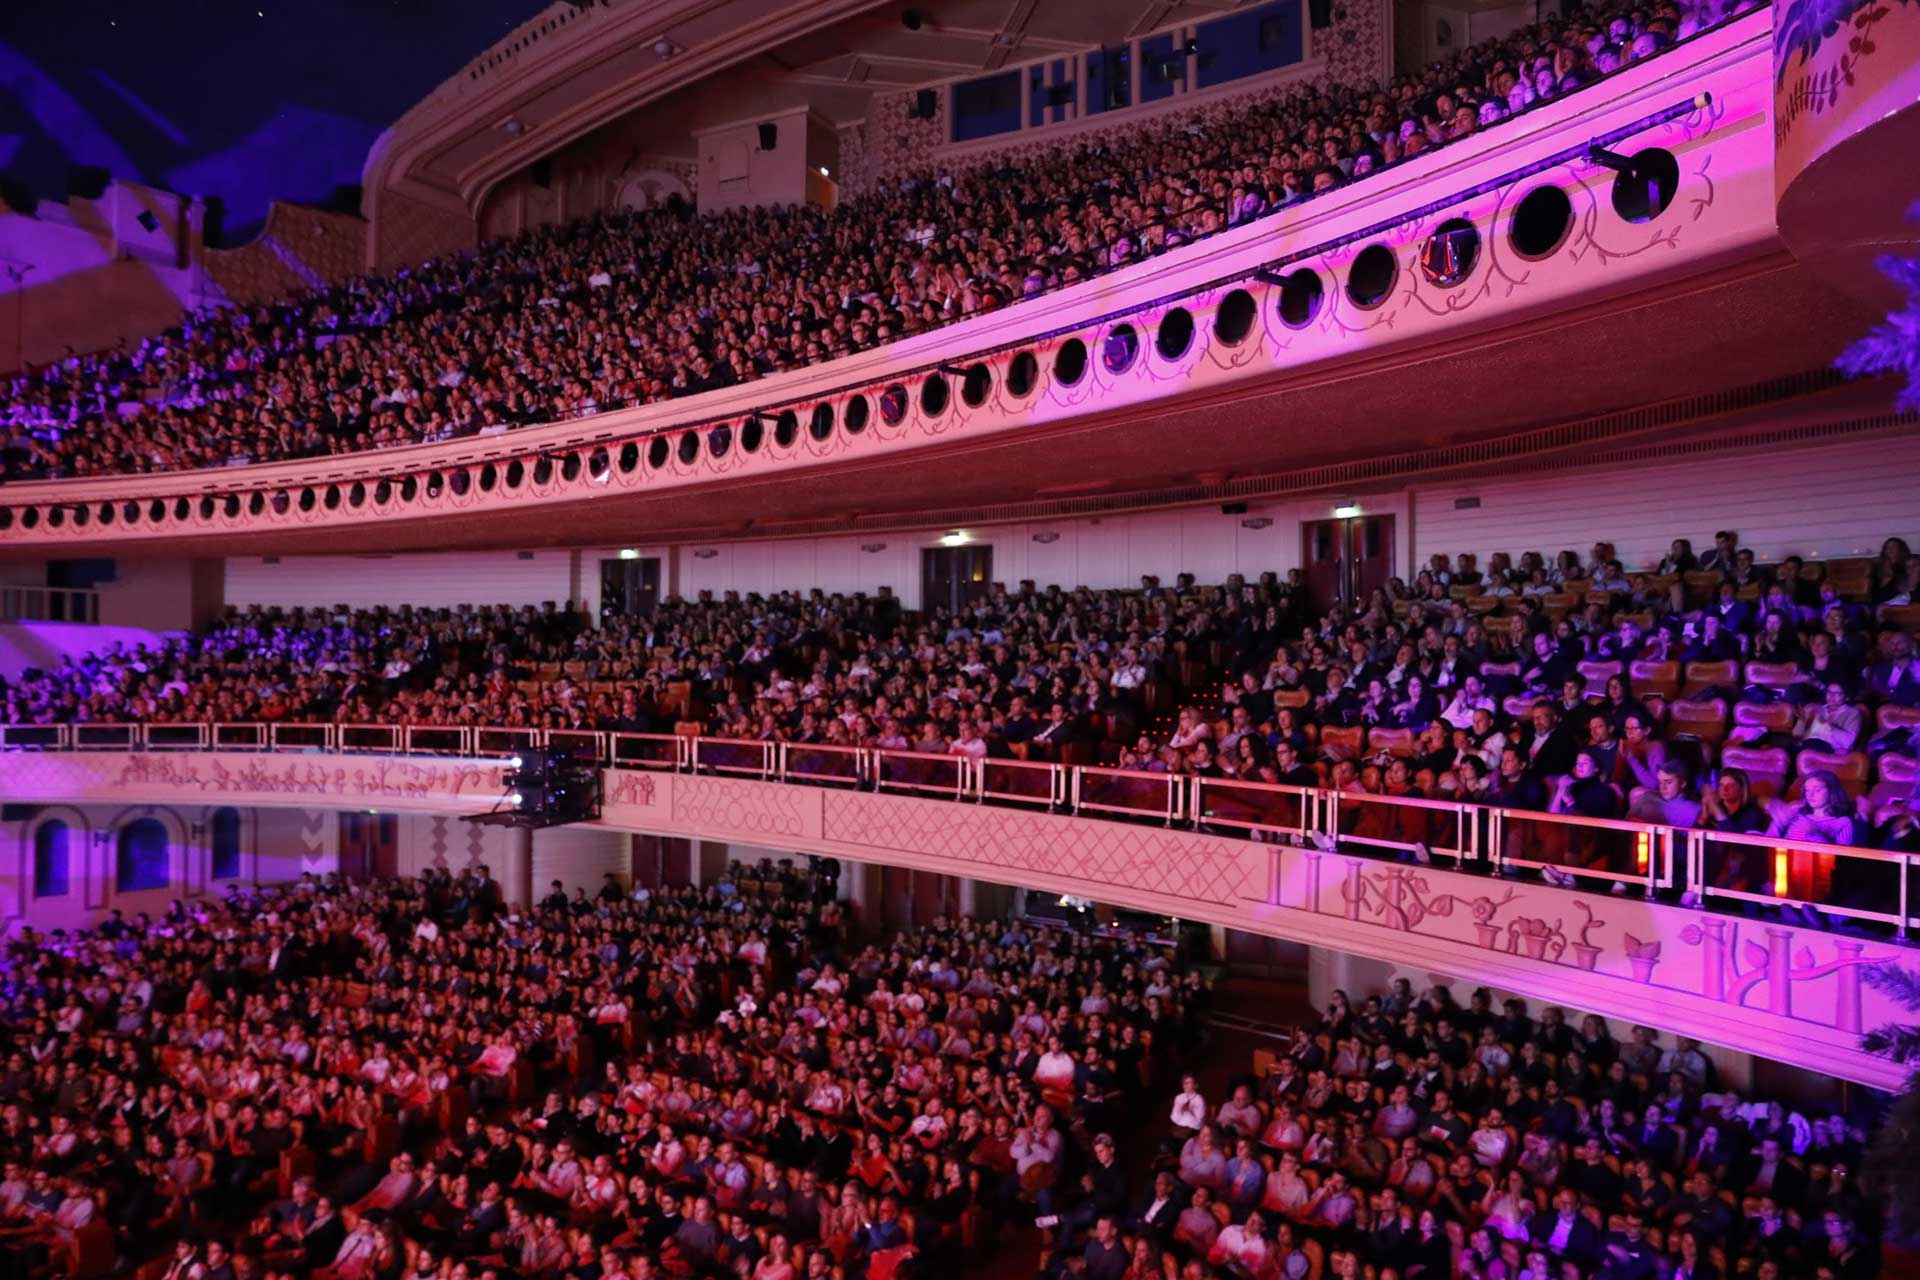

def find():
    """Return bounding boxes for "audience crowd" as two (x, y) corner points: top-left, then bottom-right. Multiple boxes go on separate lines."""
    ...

(6, 530), (1919, 907)
(0, 866), (1884, 1280)
(1, 0), (1761, 481)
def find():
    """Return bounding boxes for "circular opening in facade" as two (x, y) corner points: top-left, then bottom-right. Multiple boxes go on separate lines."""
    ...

(1420, 218), (1480, 287)
(399, 477), (418, 503)
(844, 395), (869, 434)
(49, 506), (66, 528)
(587, 448), (609, 480)
(677, 432), (699, 464)
(247, 493), (264, 516)
(741, 418), (764, 453)
(1610, 148), (1679, 224)
(425, 472), (444, 499)
(879, 385), (909, 425)
(774, 410), (799, 447)
(21, 508), (38, 529)
(1346, 244), (1398, 309)
(324, 484), (343, 509)
(1102, 324), (1140, 375)
(173, 497), (190, 521)
(298, 488), (317, 513)
(100, 502), (116, 525)
(347, 482), (365, 508)
(1277, 270), (1324, 329)
(618, 442), (639, 474)
(450, 471), (471, 497)
(270, 492), (290, 515)
(810, 402), (834, 440)
(960, 363), (992, 406)
(1156, 308), (1195, 359)
(478, 464), (497, 492)
(920, 375), (949, 416)
(198, 496), (215, 520)
(533, 457), (553, 485)
(223, 494), (240, 518)
(648, 436), (670, 469)
(123, 501), (141, 524)
(1006, 351), (1039, 396)
(1054, 338), (1089, 385)
(1510, 185), (1574, 259)
(1215, 289), (1257, 345)
(560, 453), (582, 482)
(71, 504), (89, 527)
(708, 425), (732, 457)
(375, 480), (393, 505)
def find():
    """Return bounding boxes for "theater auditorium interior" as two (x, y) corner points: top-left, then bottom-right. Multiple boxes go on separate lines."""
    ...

(2, 0), (1919, 1277)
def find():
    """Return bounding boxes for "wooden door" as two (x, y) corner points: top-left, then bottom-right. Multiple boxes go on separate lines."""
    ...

(1299, 515), (1395, 611)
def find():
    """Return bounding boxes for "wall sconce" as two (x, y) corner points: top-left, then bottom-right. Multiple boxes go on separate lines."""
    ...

(1239, 517), (1273, 530)
(860, 542), (887, 553)
(940, 530), (968, 546)
(1032, 532), (1061, 544)
(693, 549), (719, 560)
(1332, 502), (1362, 519)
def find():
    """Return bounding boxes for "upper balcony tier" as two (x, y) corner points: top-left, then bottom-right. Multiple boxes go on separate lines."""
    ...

(0, 15), (1883, 558)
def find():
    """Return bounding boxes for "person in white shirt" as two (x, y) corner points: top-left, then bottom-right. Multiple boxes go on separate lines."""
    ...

(1208, 1208), (1274, 1275)
(1033, 1037), (1077, 1092)
(1170, 1075), (1207, 1136)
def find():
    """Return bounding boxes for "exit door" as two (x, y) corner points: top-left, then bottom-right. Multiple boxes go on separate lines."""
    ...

(338, 813), (398, 882)
(922, 545), (993, 617)
(600, 556), (661, 619)
(1301, 514), (1395, 613)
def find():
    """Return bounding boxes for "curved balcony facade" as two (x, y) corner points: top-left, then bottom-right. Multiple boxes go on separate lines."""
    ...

(2, 727), (1908, 1091)
(0, 20), (1795, 556)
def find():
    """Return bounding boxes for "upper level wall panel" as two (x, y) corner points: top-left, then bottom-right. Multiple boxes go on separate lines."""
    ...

(224, 550), (581, 612)
(1412, 442), (1920, 571)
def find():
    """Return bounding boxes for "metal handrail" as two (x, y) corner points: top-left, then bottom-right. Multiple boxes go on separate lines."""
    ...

(1325, 788), (1477, 865)
(609, 732), (685, 769)
(0, 723), (68, 749)
(1488, 806), (1676, 898)
(694, 737), (775, 780)
(779, 741), (867, 788)
(1074, 764), (1183, 825)
(1686, 827), (1917, 930)
(3, 719), (1910, 939)
(871, 749), (970, 800)
(978, 756), (1067, 809)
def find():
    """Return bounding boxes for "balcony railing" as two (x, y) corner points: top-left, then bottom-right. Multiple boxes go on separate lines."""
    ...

(0, 586), (101, 624)
(6, 719), (1912, 940)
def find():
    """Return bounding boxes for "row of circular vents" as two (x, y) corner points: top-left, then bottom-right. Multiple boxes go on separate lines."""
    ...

(0, 159), (1678, 537)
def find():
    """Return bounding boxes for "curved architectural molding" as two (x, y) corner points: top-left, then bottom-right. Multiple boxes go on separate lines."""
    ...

(1772, 0), (1920, 308)
(1, 21), (1790, 555)
(1, 746), (1905, 1091)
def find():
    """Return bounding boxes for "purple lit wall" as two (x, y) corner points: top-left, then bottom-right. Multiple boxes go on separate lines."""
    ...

(0, 1), (545, 240)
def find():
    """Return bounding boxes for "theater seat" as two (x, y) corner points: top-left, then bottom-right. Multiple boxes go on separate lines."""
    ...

(1791, 748), (1870, 799)
(1319, 726), (1364, 759)
(1720, 746), (1789, 800)
(1880, 603), (1920, 634)
(1628, 660), (1680, 701)
(1366, 728), (1415, 758)
(1742, 661), (1798, 692)
(1732, 701), (1793, 735)
(1577, 660), (1623, 689)
(1878, 704), (1920, 736)
(1682, 660), (1739, 698)
(1668, 698), (1728, 749)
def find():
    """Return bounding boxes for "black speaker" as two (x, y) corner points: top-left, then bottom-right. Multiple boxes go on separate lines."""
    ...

(530, 158), (552, 189)
(912, 88), (936, 119)
(1045, 83), (1074, 107)
(1308, 0), (1333, 30)
(135, 209), (160, 232)
(1220, 502), (1248, 515)
(901, 8), (923, 30)
(757, 122), (777, 150)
